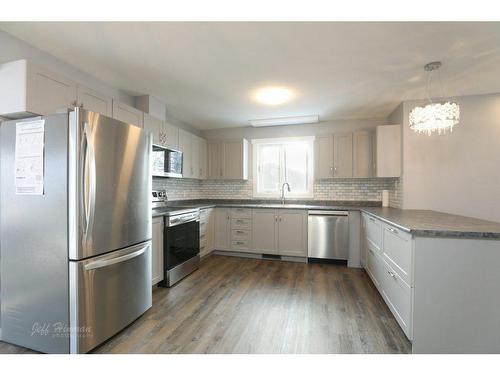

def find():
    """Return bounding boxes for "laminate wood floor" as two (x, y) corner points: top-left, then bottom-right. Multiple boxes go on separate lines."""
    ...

(0, 255), (411, 354)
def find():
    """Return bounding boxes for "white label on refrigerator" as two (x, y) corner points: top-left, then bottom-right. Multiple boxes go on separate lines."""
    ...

(15, 120), (45, 195)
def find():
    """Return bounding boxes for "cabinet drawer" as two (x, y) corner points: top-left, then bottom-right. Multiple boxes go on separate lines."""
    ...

(364, 214), (382, 249)
(382, 224), (412, 285)
(231, 218), (252, 229)
(381, 259), (412, 339)
(200, 221), (207, 233)
(231, 239), (250, 251)
(231, 208), (252, 219)
(366, 242), (384, 289)
(232, 229), (251, 241)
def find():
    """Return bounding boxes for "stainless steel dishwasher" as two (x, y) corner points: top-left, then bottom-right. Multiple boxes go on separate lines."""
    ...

(308, 211), (349, 261)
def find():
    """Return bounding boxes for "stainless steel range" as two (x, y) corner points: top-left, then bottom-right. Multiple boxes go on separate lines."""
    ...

(152, 190), (200, 287)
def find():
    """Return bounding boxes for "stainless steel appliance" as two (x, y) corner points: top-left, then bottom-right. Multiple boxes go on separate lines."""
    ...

(152, 191), (200, 287)
(308, 211), (349, 261)
(152, 144), (183, 178)
(0, 108), (152, 354)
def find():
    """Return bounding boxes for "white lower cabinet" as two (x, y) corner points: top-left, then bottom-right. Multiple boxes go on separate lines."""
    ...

(361, 212), (413, 340)
(277, 210), (308, 257)
(366, 242), (384, 289)
(251, 209), (277, 254)
(214, 208), (231, 250)
(380, 259), (412, 338)
(214, 208), (307, 257)
(151, 216), (164, 286)
(200, 208), (215, 257)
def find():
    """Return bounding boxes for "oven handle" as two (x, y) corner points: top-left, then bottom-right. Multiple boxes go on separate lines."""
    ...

(166, 217), (200, 227)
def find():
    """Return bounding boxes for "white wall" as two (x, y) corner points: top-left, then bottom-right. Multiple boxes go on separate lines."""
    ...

(401, 93), (500, 222)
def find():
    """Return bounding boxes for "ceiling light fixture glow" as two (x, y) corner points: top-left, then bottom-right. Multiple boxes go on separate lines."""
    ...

(254, 87), (294, 105)
(249, 115), (319, 127)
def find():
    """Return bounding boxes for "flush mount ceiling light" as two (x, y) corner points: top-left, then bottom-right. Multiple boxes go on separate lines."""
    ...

(409, 61), (460, 136)
(249, 115), (319, 127)
(254, 87), (294, 105)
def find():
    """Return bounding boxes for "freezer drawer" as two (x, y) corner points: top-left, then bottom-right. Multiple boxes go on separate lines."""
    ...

(69, 241), (152, 353)
(308, 211), (349, 260)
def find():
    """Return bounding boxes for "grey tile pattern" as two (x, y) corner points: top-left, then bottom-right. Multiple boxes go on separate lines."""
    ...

(389, 176), (403, 208)
(314, 178), (397, 201)
(152, 178), (201, 200)
(154, 177), (398, 202)
(362, 207), (500, 239)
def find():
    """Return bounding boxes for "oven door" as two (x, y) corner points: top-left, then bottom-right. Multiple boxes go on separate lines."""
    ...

(164, 220), (200, 270)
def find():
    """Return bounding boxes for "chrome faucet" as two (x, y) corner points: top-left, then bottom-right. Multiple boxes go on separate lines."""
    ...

(280, 182), (291, 204)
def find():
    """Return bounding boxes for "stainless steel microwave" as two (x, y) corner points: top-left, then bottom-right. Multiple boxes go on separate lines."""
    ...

(152, 145), (183, 178)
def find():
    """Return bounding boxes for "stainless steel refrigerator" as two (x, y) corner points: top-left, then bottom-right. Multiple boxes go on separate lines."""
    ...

(0, 108), (152, 353)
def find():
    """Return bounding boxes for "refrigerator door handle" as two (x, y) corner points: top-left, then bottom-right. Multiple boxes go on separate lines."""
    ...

(84, 243), (148, 271)
(80, 122), (96, 247)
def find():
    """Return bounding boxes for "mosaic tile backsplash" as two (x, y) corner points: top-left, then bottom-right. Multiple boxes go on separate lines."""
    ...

(153, 177), (399, 202)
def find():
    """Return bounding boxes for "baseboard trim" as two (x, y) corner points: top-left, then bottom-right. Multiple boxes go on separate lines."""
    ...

(213, 250), (307, 263)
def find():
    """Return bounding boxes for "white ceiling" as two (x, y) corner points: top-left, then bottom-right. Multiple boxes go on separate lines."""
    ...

(1, 22), (500, 130)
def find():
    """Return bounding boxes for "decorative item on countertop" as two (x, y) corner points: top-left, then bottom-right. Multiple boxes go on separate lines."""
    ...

(409, 61), (460, 136)
(382, 190), (389, 207)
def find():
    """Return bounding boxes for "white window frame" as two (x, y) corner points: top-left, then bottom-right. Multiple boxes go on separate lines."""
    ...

(252, 136), (315, 199)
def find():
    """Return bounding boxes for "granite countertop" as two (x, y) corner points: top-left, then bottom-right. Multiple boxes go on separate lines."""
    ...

(361, 207), (500, 239)
(156, 199), (381, 212)
(152, 199), (381, 217)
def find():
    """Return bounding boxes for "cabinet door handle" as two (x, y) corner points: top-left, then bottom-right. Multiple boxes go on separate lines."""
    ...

(368, 249), (374, 255)
(387, 227), (398, 234)
(275, 216), (278, 222)
(369, 217), (375, 223)
(279, 217), (282, 222)
(236, 241), (245, 245)
(387, 270), (397, 279)
(236, 230), (245, 234)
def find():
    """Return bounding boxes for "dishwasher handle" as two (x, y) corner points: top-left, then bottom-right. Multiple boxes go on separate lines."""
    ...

(308, 210), (349, 216)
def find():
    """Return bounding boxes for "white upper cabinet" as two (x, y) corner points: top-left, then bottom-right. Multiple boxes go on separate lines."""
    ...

(143, 113), (162, 145)
(0, 59), (77, 118)
(207, 141), (223, 179)
(112, 100), (144, 128)
(76, 84), (112, 117)
(222, 140), (248, 180)
(163, 121), (179, 150)
(316, 135), (334, 179)
(333, 133), (353, 178)
(191, 135), (201, 179)
(375, 125), (401, 177)
(178, 128), (192, 178)
(207, 139), (248, 180)
(199, 138), (208, 180)
(353, 130), (373, 178)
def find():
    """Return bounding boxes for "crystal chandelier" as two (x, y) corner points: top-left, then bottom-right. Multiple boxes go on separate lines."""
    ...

(409, 61), (460, 136)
